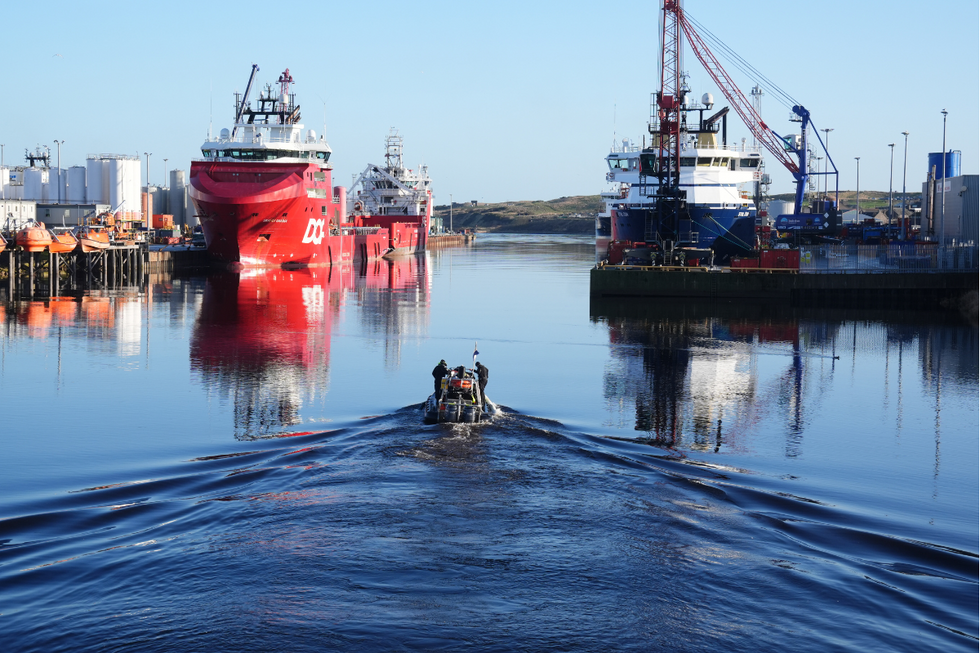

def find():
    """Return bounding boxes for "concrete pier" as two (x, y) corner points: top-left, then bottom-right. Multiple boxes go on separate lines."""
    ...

(590, 266), (978, 311)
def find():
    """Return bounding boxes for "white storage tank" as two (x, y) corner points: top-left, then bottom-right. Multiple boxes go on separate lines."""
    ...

(108, 158), (125, 213)
(169, 169), (186, 225)
(47, 168), (65, 202)
(148, 186), (168, 215)
(68, 166), (86, 203)
(87, 157), (104, 203)
(126, 157), (142, 220)
(24, 168), (44, 200)
(767, 199), (795, 217)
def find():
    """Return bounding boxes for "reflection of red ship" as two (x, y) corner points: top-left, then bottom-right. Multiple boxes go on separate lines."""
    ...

(190, 256), (429, 438)
(189, 66), (430, 268)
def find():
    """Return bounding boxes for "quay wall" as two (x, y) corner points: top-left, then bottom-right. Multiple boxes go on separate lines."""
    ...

(428, 234), (474, 249)
(590, 266), (979, 311)
(148, 248), (213, 274)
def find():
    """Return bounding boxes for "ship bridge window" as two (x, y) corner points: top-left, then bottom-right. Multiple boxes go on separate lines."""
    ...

(740, 158), (760, 168)
(680, 157), (696, 167)
(697, 157), (712, 167)
(608, 158), (631, 171)
(711, 158), (729, 167)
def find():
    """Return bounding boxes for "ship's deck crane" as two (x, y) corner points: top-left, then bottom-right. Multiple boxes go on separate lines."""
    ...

(231, 64), (259, 139)
(666, 1), (838, 215)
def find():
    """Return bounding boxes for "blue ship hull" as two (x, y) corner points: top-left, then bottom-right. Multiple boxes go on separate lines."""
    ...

(614, 206), (756, 261)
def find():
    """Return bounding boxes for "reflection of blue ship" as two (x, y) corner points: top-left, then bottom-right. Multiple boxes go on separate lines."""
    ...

(598, 93), (764, 261)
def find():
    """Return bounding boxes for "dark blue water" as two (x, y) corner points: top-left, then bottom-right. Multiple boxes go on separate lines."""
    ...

(1, 235), (977, 651)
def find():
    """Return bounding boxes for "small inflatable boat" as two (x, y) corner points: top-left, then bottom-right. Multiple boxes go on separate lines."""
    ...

(424, 366), (497, 424)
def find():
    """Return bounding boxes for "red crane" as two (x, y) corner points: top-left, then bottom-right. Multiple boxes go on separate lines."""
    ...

(661, 1), (837, 215)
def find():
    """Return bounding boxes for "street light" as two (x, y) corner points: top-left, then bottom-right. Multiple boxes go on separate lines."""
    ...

(163, 158), (168, 189)
(854, 157), (860, 221)
(53, 139), (64, 204)
(822, 128), (833, 197)
(449, 193), (453, 233)
(940, 109), (947, 250)
(901, 131), (909, 239)
(888, 143), (895, 227)
(144, 152), (152, 188)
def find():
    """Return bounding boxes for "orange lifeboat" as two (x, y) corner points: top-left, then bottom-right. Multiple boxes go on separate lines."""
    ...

(16, 221), (53, 252)
(74, 225), (111, 253)
(48, 228), (79, 254)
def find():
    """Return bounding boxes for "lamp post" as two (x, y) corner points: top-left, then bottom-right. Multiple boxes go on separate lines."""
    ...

(449, 193), (453, 233)
(854, 157), (860, 222)
(901, 131), (909, 240)
(163, 158), (168, 189)
(53, 139), (64, 204)
(888, 143), (895, 227)
(144, 152), (152, 188)
(822, 128), (833, 197)
(940, 109), (947, 251)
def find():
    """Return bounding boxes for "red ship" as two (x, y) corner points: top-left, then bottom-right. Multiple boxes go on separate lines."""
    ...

(189, 66), (429, 267)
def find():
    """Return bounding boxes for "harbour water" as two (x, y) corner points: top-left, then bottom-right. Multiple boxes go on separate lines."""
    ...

(1, 235), (977, 651)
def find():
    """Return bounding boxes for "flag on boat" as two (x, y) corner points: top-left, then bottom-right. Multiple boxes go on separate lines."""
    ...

(472, 342), (480, 366)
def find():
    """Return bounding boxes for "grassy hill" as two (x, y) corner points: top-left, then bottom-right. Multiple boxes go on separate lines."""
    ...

(433, 196), (601, 234)
(430, 190), (924, 234)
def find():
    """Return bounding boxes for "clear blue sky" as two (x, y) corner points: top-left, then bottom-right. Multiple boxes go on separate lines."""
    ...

(4, 0), (977, 204)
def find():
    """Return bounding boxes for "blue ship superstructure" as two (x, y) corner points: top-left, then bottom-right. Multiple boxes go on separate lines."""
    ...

(597, 93), (765, 263)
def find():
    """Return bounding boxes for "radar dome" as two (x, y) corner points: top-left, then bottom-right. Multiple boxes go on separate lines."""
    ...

(702, 93), (714, 108)
(219, 128), (230, 140)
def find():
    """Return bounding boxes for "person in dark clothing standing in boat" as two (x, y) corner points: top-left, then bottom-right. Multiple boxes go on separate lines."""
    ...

(433, 360), (450, 400)
(475, 361), (489, 406)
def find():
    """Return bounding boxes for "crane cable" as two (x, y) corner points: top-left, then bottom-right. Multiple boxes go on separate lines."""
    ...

(685, 12), (799, 111)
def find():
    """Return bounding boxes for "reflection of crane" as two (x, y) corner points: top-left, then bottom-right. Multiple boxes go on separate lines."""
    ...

(663, 1), (838, 216)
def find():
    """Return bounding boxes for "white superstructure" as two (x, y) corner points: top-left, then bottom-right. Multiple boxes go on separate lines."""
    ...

(347, 129), (432, 218)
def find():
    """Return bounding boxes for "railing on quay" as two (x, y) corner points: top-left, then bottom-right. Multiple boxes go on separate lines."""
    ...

(798, 243), (978, 273)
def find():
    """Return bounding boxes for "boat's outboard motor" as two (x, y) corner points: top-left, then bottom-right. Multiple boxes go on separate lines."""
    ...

(461, 404), (478, 423)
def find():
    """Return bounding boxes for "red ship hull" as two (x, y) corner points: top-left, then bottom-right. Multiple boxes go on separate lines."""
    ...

(189, 160), (395, 267)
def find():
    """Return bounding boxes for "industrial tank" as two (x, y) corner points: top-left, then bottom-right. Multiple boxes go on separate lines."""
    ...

(68, 166), (87, 203)
(24, 168), (44, 200)
(169, 169), (186, 225)
(87, 157), (104, 203)
(108, 158), (125, 213)
(927, 151), (961, 179)
(47, 168), (64, 202)
(126, 157), (142, 220)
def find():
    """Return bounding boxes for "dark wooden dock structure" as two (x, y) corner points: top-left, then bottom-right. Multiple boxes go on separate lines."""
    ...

(0, 245), (214, 301)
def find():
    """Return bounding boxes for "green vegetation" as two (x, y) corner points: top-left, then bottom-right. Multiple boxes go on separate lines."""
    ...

(433, 196), (602, 233)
